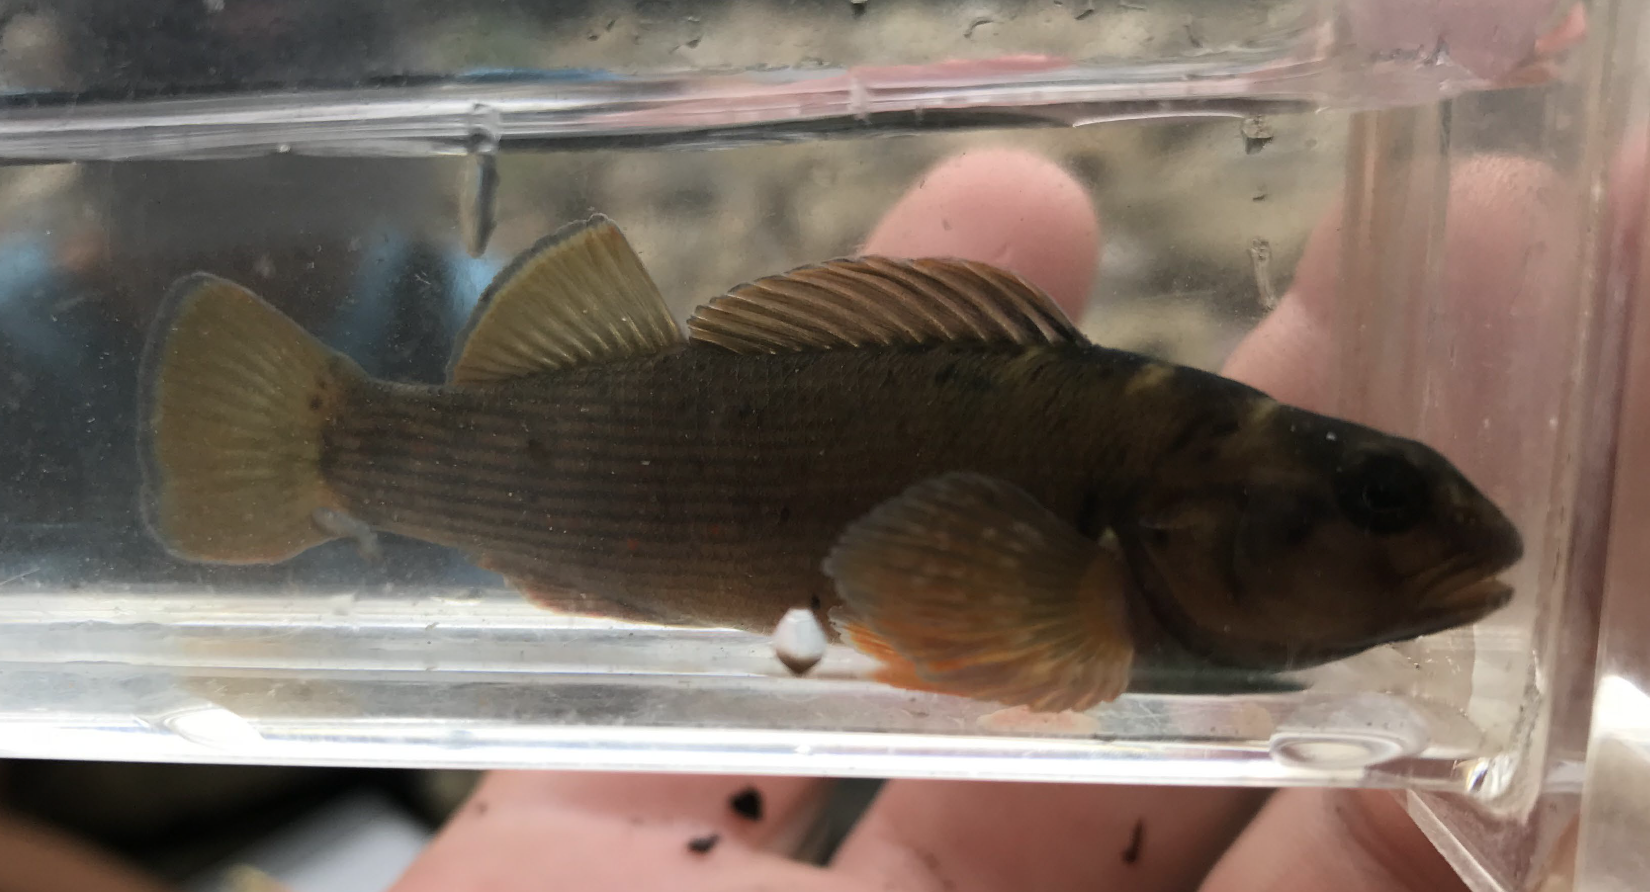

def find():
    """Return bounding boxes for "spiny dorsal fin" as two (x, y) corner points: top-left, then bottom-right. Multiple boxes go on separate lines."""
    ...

(686, 256), (1086, 354)
(449, 215), (682, 385)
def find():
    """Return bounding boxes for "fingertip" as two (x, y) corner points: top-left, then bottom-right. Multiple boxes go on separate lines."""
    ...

(863, 147), (1102, 318)
(1201, 789), (1467, 892)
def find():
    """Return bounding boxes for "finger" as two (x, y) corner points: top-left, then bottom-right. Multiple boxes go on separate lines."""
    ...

(1199, 789), (1465, 892)
(0, 809), (174, 892)
(862, 145), (1103, 319)
(833, 780), (1264, 892)
(473, 771), (833, 853)
(385, 771), (835, 892)
(389, 786), (857, 892)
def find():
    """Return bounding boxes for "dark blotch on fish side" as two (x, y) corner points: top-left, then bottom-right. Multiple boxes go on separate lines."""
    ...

(686, 833), (720, 855)
(472, 800), (489, 817)
(729, 786), (763, 821)
(1167, 414), (1239, 457)
(1122, 819), (1144, 865)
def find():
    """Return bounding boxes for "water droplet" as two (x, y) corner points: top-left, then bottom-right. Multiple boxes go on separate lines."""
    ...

(1249, 237), (1277, 310)
(457, 104), (503, 259)
(466, 102), (503, 155)
(460, 154), (498, 259)
(459, 103), (503, 258)
(1241, 115), (1274, 154)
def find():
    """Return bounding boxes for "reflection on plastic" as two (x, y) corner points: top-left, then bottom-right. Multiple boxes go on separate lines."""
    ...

(147, 700), (266, 750)
(1269, 693), (1429, 770)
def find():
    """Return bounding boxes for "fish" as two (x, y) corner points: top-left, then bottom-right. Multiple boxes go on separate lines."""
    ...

(137, 214), (1524, 713)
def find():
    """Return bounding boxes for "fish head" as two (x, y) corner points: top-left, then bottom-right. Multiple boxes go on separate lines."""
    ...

(1117, 403), (1523, 671)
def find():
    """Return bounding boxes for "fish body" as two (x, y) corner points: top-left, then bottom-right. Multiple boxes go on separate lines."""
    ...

(327, 343), (1168, 632)
(139, 215), (1524, 712)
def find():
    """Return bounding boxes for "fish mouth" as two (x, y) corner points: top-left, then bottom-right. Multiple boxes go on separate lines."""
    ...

(1392, 573), (1514, 641)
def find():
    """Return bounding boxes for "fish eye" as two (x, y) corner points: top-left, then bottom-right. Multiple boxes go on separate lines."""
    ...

(1335, 451), (1431, 535)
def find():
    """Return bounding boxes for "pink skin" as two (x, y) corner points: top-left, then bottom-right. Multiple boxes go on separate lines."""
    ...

(388, 75), (1635, 890)
(860, 147), (1101, 321)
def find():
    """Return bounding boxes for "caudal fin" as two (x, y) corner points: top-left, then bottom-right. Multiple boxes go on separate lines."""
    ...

(139, 274), (365, 564)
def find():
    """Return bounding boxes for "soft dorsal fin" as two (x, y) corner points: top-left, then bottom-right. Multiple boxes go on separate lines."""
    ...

(448, 215), (682, 385)
(686, 256), (1085, 354)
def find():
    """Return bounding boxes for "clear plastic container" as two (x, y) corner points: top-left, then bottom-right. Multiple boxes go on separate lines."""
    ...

(0, 2), (1636, 890)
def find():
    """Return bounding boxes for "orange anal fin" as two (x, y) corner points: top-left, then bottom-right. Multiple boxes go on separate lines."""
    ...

(832, 613), (958, 697)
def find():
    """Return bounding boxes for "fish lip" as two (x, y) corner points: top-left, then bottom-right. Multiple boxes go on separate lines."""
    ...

(1403, 574), (1514, 638)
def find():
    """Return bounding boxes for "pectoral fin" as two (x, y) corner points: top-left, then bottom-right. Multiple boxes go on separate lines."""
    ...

(824, 473), (1135, 713)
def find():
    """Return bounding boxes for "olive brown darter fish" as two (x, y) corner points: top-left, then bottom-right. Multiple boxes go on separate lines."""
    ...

(138, 215), (1524, 713)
